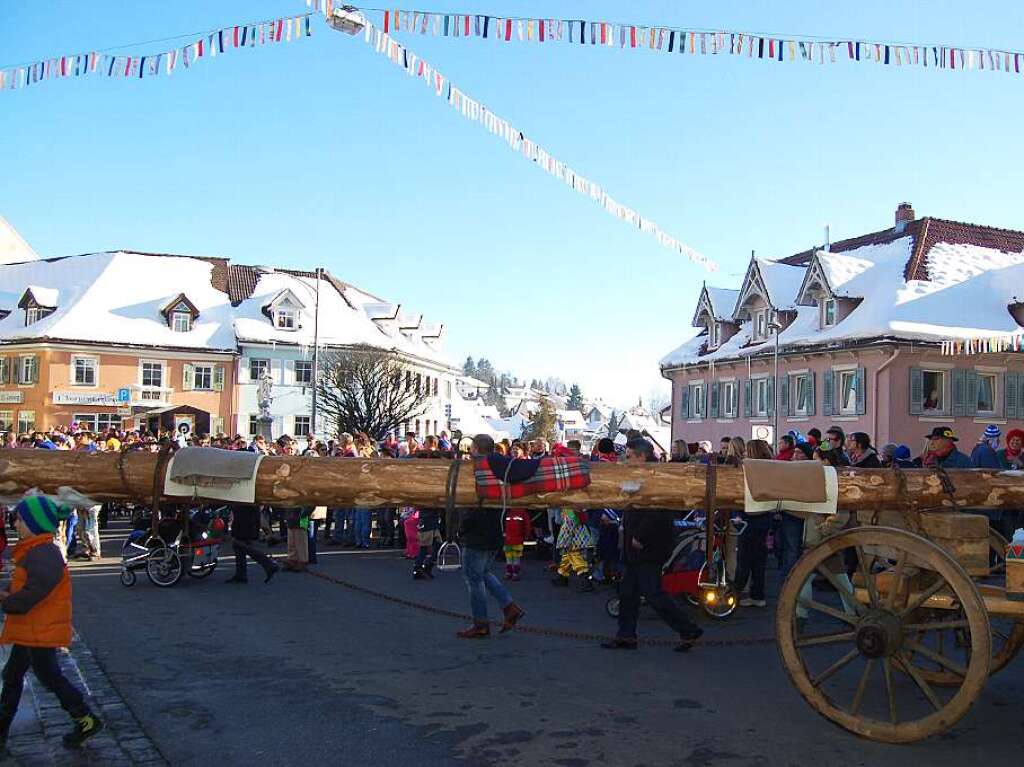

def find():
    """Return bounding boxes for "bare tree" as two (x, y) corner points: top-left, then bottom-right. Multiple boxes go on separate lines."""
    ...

(316, 345), (431, 440)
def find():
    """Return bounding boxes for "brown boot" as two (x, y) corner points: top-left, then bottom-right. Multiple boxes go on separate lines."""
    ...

(499, 603), (525, 633)
(456, 621), (491, 639)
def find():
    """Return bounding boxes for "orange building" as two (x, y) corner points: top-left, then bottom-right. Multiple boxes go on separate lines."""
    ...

(0, 251), (239, 436)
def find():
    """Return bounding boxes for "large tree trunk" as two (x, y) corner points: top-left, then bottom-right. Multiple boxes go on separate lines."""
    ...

(1, 450), (1023, 510)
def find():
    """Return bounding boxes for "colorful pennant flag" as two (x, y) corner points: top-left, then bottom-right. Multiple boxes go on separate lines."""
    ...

(358, 22), (715, 272)
(306, 3), (1024, 80)
(0, 13), (313, 92)
(941, 334), (1024, 356)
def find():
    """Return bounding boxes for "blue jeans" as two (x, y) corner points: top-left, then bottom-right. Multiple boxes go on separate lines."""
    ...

(331, 509), (354, 544)
(353, 509), (372, 548)
(778, 513), (805, 576)
(461, 547), (513, 621)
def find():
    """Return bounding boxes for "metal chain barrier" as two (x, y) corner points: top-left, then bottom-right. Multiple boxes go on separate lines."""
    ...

(306, 567), (777, 648)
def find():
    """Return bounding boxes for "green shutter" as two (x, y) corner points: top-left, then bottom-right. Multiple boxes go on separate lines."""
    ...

(12, 357), (20, 386)
(855, 366), (866, 415)
(182, 364), (194, 391)
(767, 376), (775, 416)
(213, 365), (225, 392)
(1006, 372), (1020, 420)
(808, 372), (817, 417)
(0, 358), (7, 385)
(743, 379), (751, 418)
(909, 367), (924, 415)
(29, 355), (39, 384)
(709, 381), (720, 418)
(680, 386), (690, 420)
(780, 374), (790, 416)
(952, 368), (967, 417)
(823, 369), (834, 416)
(965, 369), (978, 417)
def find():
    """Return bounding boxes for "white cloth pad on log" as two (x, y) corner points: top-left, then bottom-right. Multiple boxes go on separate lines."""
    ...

(165, 447), (263, 503)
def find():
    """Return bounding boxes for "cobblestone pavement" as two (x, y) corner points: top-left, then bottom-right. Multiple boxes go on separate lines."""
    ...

(1, 633), (167, 767)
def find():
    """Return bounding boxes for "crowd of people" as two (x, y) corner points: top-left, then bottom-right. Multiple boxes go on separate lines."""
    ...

(3, 419), (1023, 653)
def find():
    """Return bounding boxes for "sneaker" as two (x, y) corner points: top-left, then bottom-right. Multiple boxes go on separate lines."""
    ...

(63, 714), (104, 748)
(739, 597), (767, 608)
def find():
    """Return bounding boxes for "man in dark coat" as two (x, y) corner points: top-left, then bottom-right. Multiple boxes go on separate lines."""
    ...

(226, 505), (279, 584)
(602, 440), (703, 652)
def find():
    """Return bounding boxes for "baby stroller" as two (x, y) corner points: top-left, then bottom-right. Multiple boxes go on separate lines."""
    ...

(120, 506), (227, 588)
(606, 511), (745, 620)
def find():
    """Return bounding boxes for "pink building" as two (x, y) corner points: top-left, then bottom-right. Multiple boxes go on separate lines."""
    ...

(660, 203), (1024, 452)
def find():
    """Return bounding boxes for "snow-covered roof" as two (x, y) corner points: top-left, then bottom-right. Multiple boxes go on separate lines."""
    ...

(707, 287), (740, 320)
(662, 229), (1024, 369)
(817, 251), (875, 294)
(0, 251), (455, 367)
(22, 285), (59, 308)
(0, 217), (39, 265)
(0, 252), (237, 350)
(755, 258), (806, 312)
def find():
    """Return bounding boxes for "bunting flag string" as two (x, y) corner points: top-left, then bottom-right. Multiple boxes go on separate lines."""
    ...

(0, 13), (313, 92)
(941, 334), (1024, 356)
(308, 2), (1024, 79)
(355, 20), (715, 272)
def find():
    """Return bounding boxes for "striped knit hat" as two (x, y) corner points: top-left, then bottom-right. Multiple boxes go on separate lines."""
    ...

(984, 424), (1002, 441)
(15, 495), (62, 535)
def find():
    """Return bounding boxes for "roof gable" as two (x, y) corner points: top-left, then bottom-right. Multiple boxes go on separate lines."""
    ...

(18, 285), (59, 309)
(160, 293), (200, 319)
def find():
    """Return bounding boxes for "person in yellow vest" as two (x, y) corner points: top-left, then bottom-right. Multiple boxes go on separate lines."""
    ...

(0, 496), (103, 752)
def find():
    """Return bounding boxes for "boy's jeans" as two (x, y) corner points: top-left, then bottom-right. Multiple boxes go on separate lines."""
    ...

(461, 547), (513, 621)
(1, 646), (88, 724)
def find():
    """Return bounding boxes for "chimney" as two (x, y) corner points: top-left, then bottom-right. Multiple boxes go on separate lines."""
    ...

(823, 224), (831, 252)
(894, 202), (915, 233)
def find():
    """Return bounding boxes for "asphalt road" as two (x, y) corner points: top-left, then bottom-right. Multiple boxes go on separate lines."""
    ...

(64, 523), (1024, 767)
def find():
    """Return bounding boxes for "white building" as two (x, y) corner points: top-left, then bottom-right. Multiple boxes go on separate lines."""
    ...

(228, 264), (457, 440)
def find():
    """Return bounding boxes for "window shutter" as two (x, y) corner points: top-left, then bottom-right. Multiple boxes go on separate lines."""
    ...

(240, 357), (249, 381)
(780, 375), (790, 416)
(710, 382), (720, 418)
(952, 368), (967, 417)
(965, 369), (979, 417)
(808, 372), (817, 417)
(767, 376), (775, 416)
(743, 379), (752, 417)
(213, 365), (225, 392)
(182, 363), (194, 391)
(822, 369), (834, 416)
(909, 367), (924, 415)
(12, 357), (21, 385)
(30, 355), (39, 384)
(0, 358), (7, 385)
(680, 386), (690, 420)
(284, 359), (295, 385)
(1006, 372), (1020, 420)
(855, 366), (866, 415)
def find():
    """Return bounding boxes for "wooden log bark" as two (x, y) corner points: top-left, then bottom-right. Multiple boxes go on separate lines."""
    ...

(1, 450), (1024, 511)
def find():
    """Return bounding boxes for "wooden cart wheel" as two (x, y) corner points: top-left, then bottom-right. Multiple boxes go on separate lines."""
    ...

(776, 527), (990, 744)
(909, 529), (1024, 685)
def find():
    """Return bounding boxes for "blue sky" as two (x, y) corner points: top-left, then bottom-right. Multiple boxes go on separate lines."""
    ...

(3, 1), (1023, 406)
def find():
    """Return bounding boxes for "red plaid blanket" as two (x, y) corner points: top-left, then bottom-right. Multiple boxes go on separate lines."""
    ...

(474, 455), (591, 500)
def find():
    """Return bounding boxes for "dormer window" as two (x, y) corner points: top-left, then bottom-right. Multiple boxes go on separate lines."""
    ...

(708, 321), (719, 349)
(171, 310), (192, 333)
(161, 294), (200, 333)
(275, 307), (297, 329)
(25, 307), (49, 326)
(754, 310), (767, 340)
(821, 298), (837, 328)
(18, 286), (58, 327)
(263, 289), (304, 331)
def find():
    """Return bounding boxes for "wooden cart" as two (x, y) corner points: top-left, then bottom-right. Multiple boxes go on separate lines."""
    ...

(774, 511), (1024, 743)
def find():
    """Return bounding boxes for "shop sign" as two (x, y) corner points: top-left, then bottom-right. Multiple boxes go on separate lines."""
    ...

(0, 391), (24, 404)
(52, 391), (120, 407)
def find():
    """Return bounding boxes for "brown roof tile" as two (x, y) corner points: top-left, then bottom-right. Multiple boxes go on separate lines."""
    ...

(227, 264), (261, 305)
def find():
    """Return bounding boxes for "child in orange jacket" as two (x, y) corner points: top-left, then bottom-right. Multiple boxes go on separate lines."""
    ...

(0, 496), (103, 752)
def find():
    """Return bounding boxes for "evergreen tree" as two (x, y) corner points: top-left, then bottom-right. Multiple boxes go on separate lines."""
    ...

(606, 410), (622, 438)
(567, 383), (584, 411)
(463, 356), (476, 378)
(476, 358), (496, 385)
(524, 396), (559, 444)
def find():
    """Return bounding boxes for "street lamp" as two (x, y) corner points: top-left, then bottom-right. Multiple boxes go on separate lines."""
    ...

(768, 317), (783, 449)
(326, 5), (367, 35)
